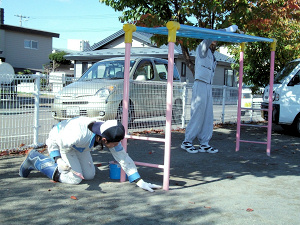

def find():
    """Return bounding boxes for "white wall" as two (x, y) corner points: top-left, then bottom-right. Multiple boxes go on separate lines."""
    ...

(4, 30), (53, 70)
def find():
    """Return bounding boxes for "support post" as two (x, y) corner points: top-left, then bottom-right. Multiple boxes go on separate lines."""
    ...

(236, 42), (245, 152)
(266, 39), (277, 156)
(120, 23), (136, 182)
(33, 72), (41, 147)
(163, 21), (180, 191)
(221, 85), (226, 124)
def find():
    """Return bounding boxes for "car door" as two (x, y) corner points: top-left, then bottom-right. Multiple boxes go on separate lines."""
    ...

(130, 59), (156, 118)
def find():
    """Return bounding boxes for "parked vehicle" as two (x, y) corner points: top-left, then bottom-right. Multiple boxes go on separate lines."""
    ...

(51, 56), (183, 125)
(261, 59), (300, 134)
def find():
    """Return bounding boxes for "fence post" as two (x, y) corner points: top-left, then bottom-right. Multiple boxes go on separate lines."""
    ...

(33, 72), (41, 147)
(181, 82), (187, 128)
(221, 85), (226, 124)
(250, 95), (253, 122)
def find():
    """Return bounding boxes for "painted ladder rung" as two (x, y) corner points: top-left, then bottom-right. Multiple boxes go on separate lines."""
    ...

(125, 134), (165, 142)
(241, 107), (262, 111)
(240, 139), (267, 145)
(134, 161), (165, 169)
(240, 123), (268, 128)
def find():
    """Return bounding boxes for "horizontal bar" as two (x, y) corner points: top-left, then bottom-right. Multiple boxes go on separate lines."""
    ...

(179, 25), (274, 42)
(125, 134), (166, 143)
(240, 139), (267, 145)
(240, 124), (268, 128)
(134, 161), (165, 169)
(136, 25), (274, 43)
(241, 107), (263, 111)
(111, 160), (164, 169)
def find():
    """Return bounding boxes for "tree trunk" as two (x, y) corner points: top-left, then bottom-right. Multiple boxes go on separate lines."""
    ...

(181, 44), (195, 77)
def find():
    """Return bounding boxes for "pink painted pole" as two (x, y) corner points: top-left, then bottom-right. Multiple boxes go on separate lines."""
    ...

(163, 21), (180, 191)
(266, 40), (276, 156)
(235, 43), (245, 152)
(120, 24), (136, 182)
(163, 42), (174, 191)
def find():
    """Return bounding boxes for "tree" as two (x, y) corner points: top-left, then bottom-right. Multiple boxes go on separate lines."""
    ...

(99, 0), (300, 88)
(100, 0), (247, 76)
(229, 0), (300, 91)
(48, 51), (71, 72)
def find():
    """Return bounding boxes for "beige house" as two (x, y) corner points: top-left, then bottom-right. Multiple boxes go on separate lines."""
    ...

(65, 29), (237, 87)
(0, 8), (59, 73)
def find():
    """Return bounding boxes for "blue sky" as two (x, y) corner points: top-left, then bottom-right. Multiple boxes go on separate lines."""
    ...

(1, 0), (124, 49)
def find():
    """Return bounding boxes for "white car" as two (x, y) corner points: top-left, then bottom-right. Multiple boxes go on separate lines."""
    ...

(51, 56), (183, 125)
(261, 59), (300, 134)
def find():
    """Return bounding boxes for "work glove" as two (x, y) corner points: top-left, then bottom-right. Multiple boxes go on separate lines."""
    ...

(225, 25), (238, 33)
(136, 179), (162, 192)
(57, 158), (70, 174)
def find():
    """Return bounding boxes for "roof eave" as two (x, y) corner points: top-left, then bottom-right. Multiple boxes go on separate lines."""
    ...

(0, 24), (60, 38)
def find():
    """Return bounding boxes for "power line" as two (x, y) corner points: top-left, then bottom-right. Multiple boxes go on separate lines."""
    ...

(30, 14), (121, 20)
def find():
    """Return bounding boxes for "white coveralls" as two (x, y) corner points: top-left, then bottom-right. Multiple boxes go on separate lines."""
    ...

(46, 117), (140, 184)
(184, 39), (217, 146)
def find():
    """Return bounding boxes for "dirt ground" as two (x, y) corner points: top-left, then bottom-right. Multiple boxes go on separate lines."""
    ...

(0, 124), (300, 225)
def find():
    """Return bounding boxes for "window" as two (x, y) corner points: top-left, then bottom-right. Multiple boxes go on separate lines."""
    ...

(24, 40), (31, 48)
(24, 40), (38, 49)
(31, 41), (38, 49)
(224, 69), (235, 87)
(82, 62), (88, 75)
(154, 59), (180, 81)
(181, 62), (186, 77)
(133, 60), (154, 81)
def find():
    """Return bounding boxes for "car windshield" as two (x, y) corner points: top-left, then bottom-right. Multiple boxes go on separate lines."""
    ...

(274, 61), (300, 84)
(78, 60), (135, 81)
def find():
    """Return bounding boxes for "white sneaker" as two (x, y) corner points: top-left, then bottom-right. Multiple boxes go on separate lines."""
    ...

(199, 145), (219, 153)
(181, 142), (198, 153)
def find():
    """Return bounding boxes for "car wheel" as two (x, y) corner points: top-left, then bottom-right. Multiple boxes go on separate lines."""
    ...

(280, 124), (292, 131)
(295, 116), (300, 135)
(281, 116), (300, 136)
(116, 101), (134, 127)
(172, 99), (183, 124)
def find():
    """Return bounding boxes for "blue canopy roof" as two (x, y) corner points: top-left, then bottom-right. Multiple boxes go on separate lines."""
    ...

(136, 24), (274, 43)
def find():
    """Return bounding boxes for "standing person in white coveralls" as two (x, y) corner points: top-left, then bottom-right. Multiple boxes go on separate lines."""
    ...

(20, 116), (161, 192)
(181, 25), (239, 154)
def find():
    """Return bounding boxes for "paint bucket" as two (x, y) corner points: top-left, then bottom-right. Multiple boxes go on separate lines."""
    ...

(109, 161), (126, 180)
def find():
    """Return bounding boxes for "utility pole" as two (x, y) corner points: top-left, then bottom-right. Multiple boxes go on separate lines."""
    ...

(14, 14), (29, 27)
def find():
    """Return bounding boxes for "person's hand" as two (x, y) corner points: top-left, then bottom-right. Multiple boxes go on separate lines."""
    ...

(136, 179), (162, 192)
(57, 158), (70, 173)
(225, 25), (238, 33)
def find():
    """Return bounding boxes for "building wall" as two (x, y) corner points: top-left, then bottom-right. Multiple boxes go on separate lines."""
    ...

(0, 29), (5, 60)
(67, 39), (90, 51)
(3, 29), (53, 70)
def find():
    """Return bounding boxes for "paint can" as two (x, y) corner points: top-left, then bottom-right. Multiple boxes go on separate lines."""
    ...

(109, 161), (124, 180)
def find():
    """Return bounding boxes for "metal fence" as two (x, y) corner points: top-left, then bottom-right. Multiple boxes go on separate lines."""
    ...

(0, 73), (263, 151)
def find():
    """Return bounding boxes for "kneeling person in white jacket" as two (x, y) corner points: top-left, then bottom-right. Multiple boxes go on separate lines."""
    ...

(19, 116), (161, 192)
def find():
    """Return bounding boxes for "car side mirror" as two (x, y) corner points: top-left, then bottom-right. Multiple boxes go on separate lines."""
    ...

(288, 75), (300, 86)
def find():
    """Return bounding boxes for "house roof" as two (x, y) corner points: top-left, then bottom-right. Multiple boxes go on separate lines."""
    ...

(64, 47), (180, 60)
(0, 24), (59, 38)
(86, 30), (155, 51)
(66, 29), (234, 64)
